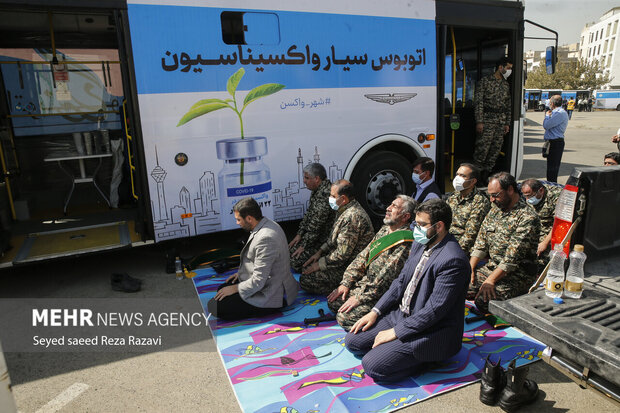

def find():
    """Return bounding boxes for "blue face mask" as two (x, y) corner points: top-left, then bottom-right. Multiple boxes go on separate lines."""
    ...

(527, 196), (542, 206)
(413, 223), (437, 245)
(412, 172), (423, 185)
(328, 196), (339, 210)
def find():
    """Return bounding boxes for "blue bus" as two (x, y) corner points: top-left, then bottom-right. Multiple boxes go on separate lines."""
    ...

(594, 90), (620, 110)
(0, 0), (528, 266)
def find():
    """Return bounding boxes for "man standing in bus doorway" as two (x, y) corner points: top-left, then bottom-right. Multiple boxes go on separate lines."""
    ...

(566, 97), (575, 120)
(543, 95), (569, 183)
(473, 56), (513, 183)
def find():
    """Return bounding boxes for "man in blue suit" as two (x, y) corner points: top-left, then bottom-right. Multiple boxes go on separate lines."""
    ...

(345, 199), (470, 381)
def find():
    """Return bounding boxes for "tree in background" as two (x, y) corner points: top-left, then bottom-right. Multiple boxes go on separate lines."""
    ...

(526, 59), (611, 90)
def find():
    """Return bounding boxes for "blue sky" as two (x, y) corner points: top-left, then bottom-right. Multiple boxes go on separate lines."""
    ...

(523, 0), (619, 51)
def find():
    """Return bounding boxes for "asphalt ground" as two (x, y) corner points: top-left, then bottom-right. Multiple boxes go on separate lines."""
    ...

(1, 110), (619, 412)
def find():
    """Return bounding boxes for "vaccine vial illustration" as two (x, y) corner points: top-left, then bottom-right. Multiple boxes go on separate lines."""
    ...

(217, 136), (273, 230)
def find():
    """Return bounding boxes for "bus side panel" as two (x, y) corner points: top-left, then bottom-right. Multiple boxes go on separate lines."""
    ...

(126, 2), (437, 241)
(595, 90), (620, 109)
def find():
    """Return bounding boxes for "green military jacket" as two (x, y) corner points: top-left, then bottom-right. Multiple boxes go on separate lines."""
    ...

(296, 179), (336, 249)
(471, 198), (541, 292)
(318, 199), (374, 272)
(474, 73), (511, 125)
(529, 184), (561, 243)
(447, 186), (491, 254)
(340, 224), (413, 306)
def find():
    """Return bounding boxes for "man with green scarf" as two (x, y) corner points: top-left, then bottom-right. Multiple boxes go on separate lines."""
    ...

(327, 195), (417, 331)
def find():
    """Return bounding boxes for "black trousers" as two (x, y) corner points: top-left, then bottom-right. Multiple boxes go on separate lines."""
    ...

(207, 279), (283, 321)
(546, 138), (565, 183)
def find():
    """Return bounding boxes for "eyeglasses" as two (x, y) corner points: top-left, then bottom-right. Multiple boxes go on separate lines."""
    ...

(413, 222), (433, 231)
(488, 190), (504, 199)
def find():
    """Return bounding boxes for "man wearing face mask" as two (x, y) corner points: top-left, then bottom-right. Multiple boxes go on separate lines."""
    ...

(473, 56), (513, 182)
(411, 157), (442, 203)
(446, 163), (491, 255)
(520, 179), (561, 261)
(344, 199), (470, 381)
(469, 172), (540, 313)
(299, 179), (374, 295)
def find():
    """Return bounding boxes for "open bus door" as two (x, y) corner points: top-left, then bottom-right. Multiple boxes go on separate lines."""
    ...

(437, 40), (520, 188)
(0, 2), (150, 267)
(435, 0), (524, 189)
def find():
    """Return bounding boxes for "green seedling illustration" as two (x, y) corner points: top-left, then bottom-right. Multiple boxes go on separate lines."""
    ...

(177, 68), (285, 184)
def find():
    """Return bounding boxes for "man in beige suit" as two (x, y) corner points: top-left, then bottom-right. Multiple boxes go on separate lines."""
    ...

(208, 197), (298, 320)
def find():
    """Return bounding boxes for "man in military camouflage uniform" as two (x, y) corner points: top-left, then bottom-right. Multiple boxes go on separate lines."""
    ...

(446, 163), (491, 255)
(300, 180), (374, 295)
(520, 179), (561, 262)
(326, 195), (417, 331)
(474, 57), (513, 179)
(289, 163), (337, 272)
(469, 172), (540, 313)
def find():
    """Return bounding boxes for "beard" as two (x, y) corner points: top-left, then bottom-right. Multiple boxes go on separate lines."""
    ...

(383, 212), (401, 226)
(494, 198), (510, 211)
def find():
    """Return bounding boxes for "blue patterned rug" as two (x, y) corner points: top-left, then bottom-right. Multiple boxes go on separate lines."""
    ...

(193, 268), (544, 413)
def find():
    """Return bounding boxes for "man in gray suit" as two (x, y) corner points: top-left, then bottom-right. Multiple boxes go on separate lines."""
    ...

(208, 197), (298, 320)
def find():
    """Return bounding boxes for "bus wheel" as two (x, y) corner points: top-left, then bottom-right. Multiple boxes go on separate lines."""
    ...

(616, 104), (620, 111)
(350, 150), (413, 226)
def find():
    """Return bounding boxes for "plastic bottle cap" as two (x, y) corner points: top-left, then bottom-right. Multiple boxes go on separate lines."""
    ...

(553, 297), (564, 304)
(573, 244), (584, 252)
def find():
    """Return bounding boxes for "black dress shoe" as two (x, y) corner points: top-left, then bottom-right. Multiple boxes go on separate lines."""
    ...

(111, 273), (142, 293)
(498, 359), (539, 412)
(479, 355), (506, 406)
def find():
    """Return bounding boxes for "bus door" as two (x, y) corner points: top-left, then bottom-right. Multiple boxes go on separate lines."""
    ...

(0, 3), (148, 266)
(528, 90), (542, 110)
(439, 26), (512, 190)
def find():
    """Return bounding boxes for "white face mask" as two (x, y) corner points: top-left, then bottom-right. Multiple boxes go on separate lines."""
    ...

(412, 172), (423, 185)
(452, 175), (469, 192)
(328, 196), (339, 210)
(502, 69), (512, 79)
(527, 195), (542, 206)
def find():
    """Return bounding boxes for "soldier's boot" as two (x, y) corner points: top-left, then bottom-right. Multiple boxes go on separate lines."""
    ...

(498, 359), (539, 412)
(479, 355), (506, 406)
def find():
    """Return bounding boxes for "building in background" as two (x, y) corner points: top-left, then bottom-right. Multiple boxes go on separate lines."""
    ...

(580, 7), (620, 89)
(525, 43), (579, 72)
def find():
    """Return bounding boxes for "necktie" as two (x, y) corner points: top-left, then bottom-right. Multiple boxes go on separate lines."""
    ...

(399, 249), (432, 315)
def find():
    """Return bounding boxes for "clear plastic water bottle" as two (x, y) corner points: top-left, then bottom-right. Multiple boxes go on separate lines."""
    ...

(175, 257), (184, 280)
(545, 244), (566, 298)
(565, 244), (586, 299)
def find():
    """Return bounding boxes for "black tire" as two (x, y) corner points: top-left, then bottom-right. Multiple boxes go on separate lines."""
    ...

(616, 104), (620, 111)
(350, 150), (414, 228)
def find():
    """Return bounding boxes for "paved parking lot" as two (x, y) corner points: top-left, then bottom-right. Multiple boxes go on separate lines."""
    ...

(2, 111), (619, 412)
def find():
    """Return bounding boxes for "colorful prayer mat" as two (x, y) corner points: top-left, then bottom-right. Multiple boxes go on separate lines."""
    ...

(193, 268), (545, 413)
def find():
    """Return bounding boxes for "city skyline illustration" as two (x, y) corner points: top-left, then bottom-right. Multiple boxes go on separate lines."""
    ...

(149, 145), (343, 241)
